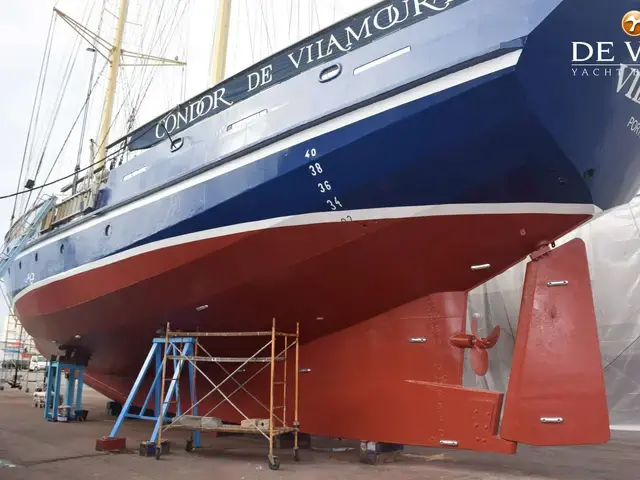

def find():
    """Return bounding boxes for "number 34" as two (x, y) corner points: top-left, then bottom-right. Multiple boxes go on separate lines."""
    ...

(327, 197), (343, 210)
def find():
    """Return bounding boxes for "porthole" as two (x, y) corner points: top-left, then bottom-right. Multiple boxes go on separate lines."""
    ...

(35, 253), (38, 262)
(60, 244), (65, 254)
(105, 225), (112, 237)
(19, 261), (22, 270)
(319, 64), (342, 83)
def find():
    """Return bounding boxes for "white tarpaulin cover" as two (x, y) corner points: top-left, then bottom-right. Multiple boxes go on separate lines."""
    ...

(465, 194), (640, 431)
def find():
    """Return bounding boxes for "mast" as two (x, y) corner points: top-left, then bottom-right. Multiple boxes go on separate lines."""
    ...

(209, 0), (232, 86)
(96, 0), (129, 172)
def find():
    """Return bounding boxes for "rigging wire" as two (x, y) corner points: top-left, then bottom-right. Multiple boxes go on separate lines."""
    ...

(75, 1), (107, 189)
(23, 0), (99, 217)
(230, 0), (241, 75)
(33, 0), (189, 202)
(93, 0), (166, 146)
(30, 0), (96, 174)
(83, 0), (180, 167)
(21, 12), (60, 211)
(127, 1), (191, 128)
(258, 0), (273, 54)
(28, 60), (109, 209)
(287, 0), (294, 45)
(180, 0), (190, 102)
(244, 0), (255, 63)
(0, 284), (14, 315)
(297, 0), (301, 44)
(128, 0), (182, 122)
(24, 24), (84, 213)
(0, 142), (126, 202)
(10, 10), (57, 227)
(269, 0), (277, 49)
(312, 0), (320, 31)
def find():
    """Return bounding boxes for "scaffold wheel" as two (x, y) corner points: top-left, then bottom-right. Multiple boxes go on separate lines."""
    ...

(268, 455), (280, 470)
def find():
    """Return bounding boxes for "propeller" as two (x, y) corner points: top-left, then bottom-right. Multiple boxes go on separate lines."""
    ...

(449, 314), (500, 376)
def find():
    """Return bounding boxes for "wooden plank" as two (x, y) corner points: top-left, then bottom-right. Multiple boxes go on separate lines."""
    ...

(167, 424), (295, 435)
(166, 355), (284, 363)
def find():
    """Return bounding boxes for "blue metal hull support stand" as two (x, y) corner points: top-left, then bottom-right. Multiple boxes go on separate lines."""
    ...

(96, 336), (199, 454)
(43, 360), (86, 422)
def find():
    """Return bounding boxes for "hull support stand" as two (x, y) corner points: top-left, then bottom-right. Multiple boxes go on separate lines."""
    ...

(43, 359), (86, 422)
(95, 335), (198, 453)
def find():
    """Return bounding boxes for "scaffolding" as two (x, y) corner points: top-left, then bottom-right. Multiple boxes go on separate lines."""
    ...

(0, 313), (45, 392)
(155, 318), (300, 470)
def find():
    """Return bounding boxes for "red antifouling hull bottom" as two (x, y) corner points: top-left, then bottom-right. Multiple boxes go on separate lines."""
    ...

(15, 213), (609, 453)
(87, 292), (517, 454)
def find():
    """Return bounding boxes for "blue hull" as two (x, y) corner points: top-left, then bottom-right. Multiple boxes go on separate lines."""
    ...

(5, 0), (640, 303)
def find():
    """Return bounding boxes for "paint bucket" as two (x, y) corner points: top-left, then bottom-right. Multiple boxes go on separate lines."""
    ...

(57, 405), (71, 422)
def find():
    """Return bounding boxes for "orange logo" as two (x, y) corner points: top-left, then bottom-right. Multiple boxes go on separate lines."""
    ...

(623, 11), (640, 36)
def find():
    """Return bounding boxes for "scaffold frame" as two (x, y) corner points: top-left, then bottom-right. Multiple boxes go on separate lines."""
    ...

(155, 318), (300, 470)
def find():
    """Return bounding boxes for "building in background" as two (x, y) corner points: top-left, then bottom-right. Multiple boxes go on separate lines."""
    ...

(1, 314), (38, 369)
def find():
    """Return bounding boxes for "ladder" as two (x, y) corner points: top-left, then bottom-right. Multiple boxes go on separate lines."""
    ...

(0, 196), (57, 280)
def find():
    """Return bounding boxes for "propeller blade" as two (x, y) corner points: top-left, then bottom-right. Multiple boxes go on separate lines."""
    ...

(471, 314), (479, 337)
(484, 326), (501, 348)
(470, 347), (489, 376)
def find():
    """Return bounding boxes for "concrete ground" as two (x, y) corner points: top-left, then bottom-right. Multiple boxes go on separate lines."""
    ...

(0, 387), (639, 480)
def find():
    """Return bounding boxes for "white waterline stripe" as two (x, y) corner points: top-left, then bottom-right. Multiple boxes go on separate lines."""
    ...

(16, 50), (523, 259)
(13, 201), (597, 304)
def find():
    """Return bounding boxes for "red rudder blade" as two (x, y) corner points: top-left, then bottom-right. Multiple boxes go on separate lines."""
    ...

(500, 238), (609, 446)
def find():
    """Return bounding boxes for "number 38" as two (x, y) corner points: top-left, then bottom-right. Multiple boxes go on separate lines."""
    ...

(308, 162), (323, 176)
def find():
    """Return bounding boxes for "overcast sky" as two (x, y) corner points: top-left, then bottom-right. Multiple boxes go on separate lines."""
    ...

(0, 0), (376, 330)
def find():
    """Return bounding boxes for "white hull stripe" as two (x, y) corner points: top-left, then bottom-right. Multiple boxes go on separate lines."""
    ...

(13, 202), (599, 304)
(17, 50), (523, 259)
